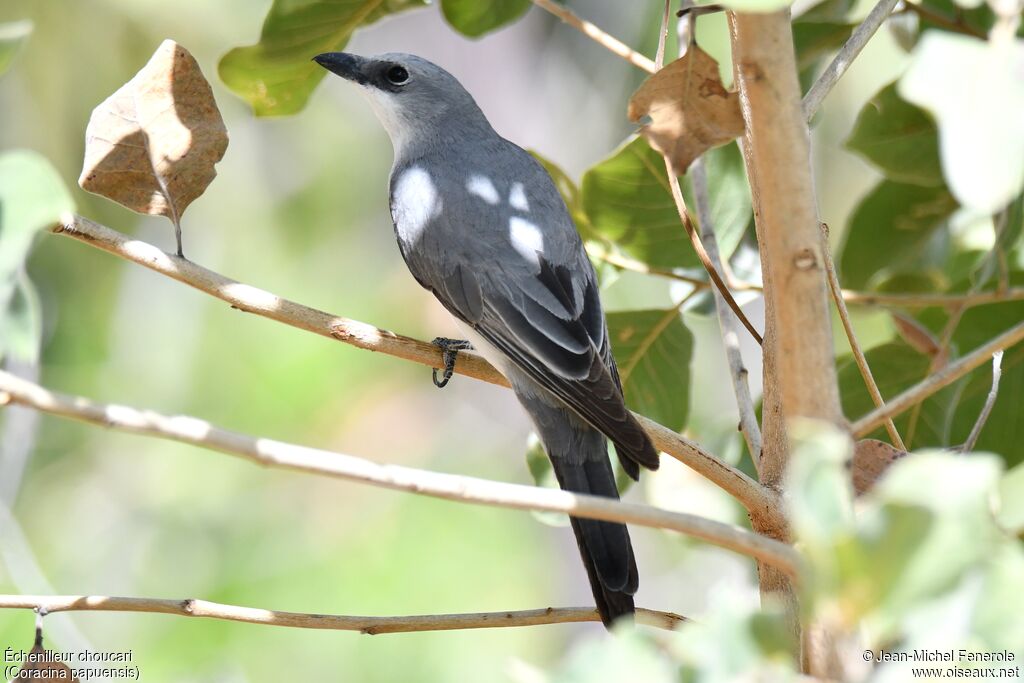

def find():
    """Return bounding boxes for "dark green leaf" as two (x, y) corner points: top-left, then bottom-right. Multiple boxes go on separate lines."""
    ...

(837, 341), (960, 447)
(846, 82), (943, 186)
(838, 180), (957, 290)
(797, 0), (855, 22)
(219, 0), (427, 117)
(944, 292), (1024, 465)
(582, 138), (748, 270)
(792, 21), (854, 73)
(0, 20), (32, 77)
(440, 0), (530, 37)
(606, 308), (693, 431)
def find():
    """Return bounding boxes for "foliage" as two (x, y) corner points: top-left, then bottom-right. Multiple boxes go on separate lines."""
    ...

(3, 0), (1024, 680)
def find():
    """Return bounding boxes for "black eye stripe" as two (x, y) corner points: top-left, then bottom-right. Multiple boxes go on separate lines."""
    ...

(385, 65), (409, 85)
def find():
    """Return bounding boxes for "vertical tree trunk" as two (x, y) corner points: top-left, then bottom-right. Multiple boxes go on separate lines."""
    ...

(729, 10), (845, 675)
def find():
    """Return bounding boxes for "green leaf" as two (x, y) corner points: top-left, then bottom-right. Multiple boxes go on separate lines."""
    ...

(0, 20), (32, 77)
(218, 0), (427, 117)
(838, 180), (958, 290)
(943, 291), (1024, 464)
(797, 0), (855, 22)
(837, 341), (960, 447)
(681, 143), (752, 266)
(0, 274), (42, 364)
(606, 308), (693, 431)
(899, 33), (1024, 214)
(792, 21), (855, 91)
(440, 0), (530, 37)
(0, 150), (71, 363)
(846, 82), (943, 186)
(582, 138), (748, 270)
(0, 150), (75, 299)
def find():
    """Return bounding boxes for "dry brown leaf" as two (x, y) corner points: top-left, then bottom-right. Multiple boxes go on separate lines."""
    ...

(892, 311), (946, 363)
(851, 439), (908, 496)
(79, 39), (227, 255)
(627, 47), (744, 175)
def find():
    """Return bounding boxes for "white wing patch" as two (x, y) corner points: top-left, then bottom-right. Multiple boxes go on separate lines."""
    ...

(510, 217), (544, 263)
(392, 166), (441, 242)
(509, 182), (530, 212)
(466, 174), (500, 205)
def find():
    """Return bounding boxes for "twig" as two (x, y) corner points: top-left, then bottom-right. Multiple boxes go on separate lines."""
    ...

(802, 0), (901, 119)
(587, 250), (1024, 310)
(852, 320), (1024, 436)
(960, 351), (1003, 452)
(0, 370), (801, 577)
(530, 0), (657, 73)
(0, 595), (686, 634)
(664, 163), (764, 345)
(839, 288), (1024, 309)
(820, 225), (905, 450)
(692, 158), (763, 461)
(50, 215), (778, 522)
(655, 0), (672, 69)
(900, 1), (988, 39)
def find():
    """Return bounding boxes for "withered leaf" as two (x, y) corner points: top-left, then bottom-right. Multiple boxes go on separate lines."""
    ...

(627, 47), (744, 175)
(79, 39), (228, 255)
(851, 438), (907, 496)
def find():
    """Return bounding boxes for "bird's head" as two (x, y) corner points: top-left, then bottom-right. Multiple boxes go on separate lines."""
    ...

(313, 52), (485, 154)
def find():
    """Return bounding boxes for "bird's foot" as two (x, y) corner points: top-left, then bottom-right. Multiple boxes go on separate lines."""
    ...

(431, 337), (474, 388)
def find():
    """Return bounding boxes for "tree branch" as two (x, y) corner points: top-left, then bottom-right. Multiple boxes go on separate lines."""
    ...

(530, 0), (657, 73)
(0, 369), (801, 577)
(961, 351), (1003, 452)
(664, 163), (764, 345)
(852, 320), (1024, 436)
(802, 0), (901, 119)
(820, 225), (905, 450)
(50, 215), (778, 523)
(0, 595), (686, 635)
(691, 158), (762, 460)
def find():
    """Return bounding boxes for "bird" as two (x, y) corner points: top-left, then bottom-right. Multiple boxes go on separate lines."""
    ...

(314, 52), (660, 627)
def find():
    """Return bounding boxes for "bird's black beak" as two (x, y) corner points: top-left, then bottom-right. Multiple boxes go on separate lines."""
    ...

(313, 52), (367, 84)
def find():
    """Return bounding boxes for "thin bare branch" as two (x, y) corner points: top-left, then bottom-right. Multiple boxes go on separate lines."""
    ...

(50, 215), (777, 521)
(0, 595), (686, 634)
(0, 370), (800, 577)
(820, 225), (905, 450)
(692, 158), (762, 460)
(852, 320), (1024, 436)
(900, 1), (988, 39)
(840, 288), (1024, 309)
(960, 351), (1003, 452)
(663, 164), (764, 345)
(803, 0), (901, 119)
(530, 0), (657, 73)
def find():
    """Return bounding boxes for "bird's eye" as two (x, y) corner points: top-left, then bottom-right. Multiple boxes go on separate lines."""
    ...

(385, 65), (409, 85)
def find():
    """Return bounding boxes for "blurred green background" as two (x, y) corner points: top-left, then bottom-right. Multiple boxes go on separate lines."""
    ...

(0, 0), (933, 680)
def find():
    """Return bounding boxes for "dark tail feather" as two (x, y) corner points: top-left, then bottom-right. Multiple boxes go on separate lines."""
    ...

(550, 454), (638, 627)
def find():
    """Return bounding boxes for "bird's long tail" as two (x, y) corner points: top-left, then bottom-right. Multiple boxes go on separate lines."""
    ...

(547, 431), (638, 627)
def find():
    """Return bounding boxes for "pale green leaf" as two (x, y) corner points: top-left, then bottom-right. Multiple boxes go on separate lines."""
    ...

(0, 20), (32, 77)
(219, 0), (428, 116)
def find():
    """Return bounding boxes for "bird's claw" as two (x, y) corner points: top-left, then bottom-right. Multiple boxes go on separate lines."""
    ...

(431, 337), (474, 388)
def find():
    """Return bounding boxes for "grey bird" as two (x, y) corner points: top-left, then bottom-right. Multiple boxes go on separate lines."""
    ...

(314, 52), (660, 626)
